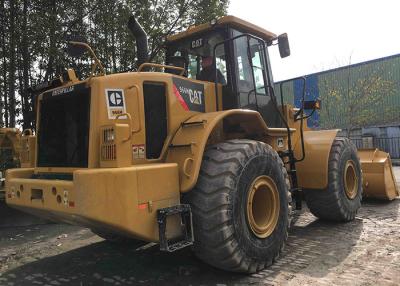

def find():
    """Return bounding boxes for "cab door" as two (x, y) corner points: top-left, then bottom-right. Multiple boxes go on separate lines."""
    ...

(231, 34), (283, 127)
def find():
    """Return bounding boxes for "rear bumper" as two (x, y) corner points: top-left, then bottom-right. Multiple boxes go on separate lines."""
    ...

(5, 164), (181, 241)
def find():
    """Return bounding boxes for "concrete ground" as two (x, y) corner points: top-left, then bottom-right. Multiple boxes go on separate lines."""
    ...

(0, 168), (399, 286)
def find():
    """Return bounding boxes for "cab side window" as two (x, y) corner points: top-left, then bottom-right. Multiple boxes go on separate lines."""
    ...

(250, 38), (267, 95)
(233, 37), (254, 95)
(188, 54), (199, 79)
(232, 33), (270, 109)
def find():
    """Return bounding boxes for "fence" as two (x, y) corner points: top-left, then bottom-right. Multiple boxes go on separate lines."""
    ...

(350, 137), (400, 159)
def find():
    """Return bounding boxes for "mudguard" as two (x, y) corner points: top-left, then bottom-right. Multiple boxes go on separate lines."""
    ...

(166, 109), (290, 192)
(294, 130), (339, 190)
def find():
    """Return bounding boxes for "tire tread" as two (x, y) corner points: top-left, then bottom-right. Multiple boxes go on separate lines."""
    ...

(185, 139), (291, 273)
(304, 137), (362, 221)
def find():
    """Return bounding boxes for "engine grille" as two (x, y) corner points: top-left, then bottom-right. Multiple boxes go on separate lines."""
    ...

(37, 83), (90, 168)
(101, 127), (116, 161)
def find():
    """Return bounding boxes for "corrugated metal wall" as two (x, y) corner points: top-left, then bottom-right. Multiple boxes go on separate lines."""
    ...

(274, 80), (294, 105)
(275, 53), (400, 129)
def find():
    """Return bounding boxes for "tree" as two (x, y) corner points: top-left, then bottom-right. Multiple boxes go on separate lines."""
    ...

(0, 0), (7, 127)
(20, 0), (33, 130)
(318, 63), (397, 135)
(0, 0), (229, 129)
(7, 0), (16, 127)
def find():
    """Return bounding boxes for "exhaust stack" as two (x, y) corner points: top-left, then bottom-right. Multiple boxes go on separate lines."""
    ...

(127, 15), (149, 67)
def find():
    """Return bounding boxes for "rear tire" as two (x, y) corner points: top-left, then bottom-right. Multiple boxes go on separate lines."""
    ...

(304, 137), (362, 222)
(185, 139), (291, 273)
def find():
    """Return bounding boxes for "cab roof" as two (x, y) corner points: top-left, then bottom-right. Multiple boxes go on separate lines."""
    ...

(166, 15), (277, 43)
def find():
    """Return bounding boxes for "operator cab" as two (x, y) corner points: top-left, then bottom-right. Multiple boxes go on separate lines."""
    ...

(165, 16), (290, 127)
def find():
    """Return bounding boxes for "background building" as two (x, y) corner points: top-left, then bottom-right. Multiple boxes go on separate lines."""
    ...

(275, 53), (400, 159)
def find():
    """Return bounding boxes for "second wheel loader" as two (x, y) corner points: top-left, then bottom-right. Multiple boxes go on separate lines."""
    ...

(6, 15), (398, 273)
(0, 128), (35, 199)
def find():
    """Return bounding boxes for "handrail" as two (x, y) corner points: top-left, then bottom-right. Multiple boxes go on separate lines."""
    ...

(138, 63), (185, 76)
(126, 84), (141, 133)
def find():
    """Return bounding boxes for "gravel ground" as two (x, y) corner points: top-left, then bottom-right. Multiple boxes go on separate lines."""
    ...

(0, 168), (399, 286)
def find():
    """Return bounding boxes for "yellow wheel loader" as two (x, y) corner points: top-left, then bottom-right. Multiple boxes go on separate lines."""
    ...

(6, 15), (398, 273)
(0, 128), (35, 199)
(0, 128), (21, 199)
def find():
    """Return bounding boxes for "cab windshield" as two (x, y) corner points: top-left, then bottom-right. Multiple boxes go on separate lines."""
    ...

(166, 32), (227, 84)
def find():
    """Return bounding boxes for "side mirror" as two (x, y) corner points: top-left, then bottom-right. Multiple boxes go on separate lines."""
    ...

(66, 43), (86, 58)
(66, 36), (88, 58)
(303, 99), (321, 110)
(278, 33), (290, 58)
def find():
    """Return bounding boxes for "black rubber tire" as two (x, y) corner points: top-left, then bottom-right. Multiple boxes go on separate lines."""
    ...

(304, 137), (362, 222)
(184, 139), (292, 273)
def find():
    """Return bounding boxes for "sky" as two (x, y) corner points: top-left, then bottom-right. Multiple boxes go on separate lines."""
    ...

(229, 0), (400, 81)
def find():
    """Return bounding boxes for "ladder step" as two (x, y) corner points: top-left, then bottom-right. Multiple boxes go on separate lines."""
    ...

(157, 204), (194, 252)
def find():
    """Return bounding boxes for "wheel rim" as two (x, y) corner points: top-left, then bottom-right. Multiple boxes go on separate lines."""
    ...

(344, 160), (358, 199)
(247, 175), (280, 238)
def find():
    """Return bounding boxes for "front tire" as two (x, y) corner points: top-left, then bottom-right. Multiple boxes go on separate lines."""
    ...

(304, 137), (362, 221)
(185, 139), (291, 273)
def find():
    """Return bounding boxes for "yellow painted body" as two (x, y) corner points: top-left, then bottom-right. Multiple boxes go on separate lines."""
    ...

(5, 70), (339, 240)
(358, 149), (399, 200)
(7, 164), (181, 241)
(0, 128), (21, 167)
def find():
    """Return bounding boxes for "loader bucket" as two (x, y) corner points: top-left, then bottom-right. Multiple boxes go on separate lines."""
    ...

(358, 148), (399, 200)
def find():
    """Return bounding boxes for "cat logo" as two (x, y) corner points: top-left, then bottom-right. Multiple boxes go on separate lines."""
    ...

(105, 88), (126, 119)
(189, 90), (203, 105)
(52, 85), (74, 96)
(172, 77), (205, 112)
(191, 38), (203, 49)
(178, 86), (203, 105)
(107, 90), (124, 107)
